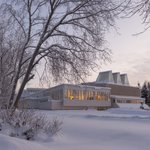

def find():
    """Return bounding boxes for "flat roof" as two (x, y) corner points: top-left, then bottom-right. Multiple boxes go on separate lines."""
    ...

(48, 83), (111, 91)
(83, 82), (138, 88)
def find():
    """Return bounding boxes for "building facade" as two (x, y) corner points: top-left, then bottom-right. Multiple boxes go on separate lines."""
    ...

(83, 70), (144, 104)
(20, 71), (144, 110)
(21, 84), (111, 110)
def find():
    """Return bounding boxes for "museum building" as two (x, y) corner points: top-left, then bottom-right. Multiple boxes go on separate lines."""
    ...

(20, 71), (144, 110)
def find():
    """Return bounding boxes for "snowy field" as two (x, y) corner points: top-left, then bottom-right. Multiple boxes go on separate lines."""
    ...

(1, 104), (150, 150)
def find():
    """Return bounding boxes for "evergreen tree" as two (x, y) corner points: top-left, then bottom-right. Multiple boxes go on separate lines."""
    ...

(141, 82), (150, 104)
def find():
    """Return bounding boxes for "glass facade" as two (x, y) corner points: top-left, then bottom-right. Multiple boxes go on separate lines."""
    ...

(46, 85), (110, 102)
(64, 87), (109, 101)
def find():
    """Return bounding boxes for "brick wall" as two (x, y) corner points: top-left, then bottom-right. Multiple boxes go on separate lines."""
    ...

(82, 83), (140, 97)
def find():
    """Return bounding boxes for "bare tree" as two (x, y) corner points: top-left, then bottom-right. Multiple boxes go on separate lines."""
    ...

(0, 15), (18, 107)
(127, 0), (150, 34)
(0, 6), (29, 108)
(1, 0), (128, 108)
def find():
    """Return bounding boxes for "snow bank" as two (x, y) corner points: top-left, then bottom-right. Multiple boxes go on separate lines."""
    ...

(1, 104), (150, 150)
(0, 134), (49, 150)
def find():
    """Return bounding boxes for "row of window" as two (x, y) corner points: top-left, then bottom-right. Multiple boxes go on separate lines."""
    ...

(47, 88), (110, 101)
(65, 89), (109, 101)
(116, 99), (141, 104)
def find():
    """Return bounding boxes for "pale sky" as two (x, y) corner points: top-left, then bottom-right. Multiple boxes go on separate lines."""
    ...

(90, 14), (150, 86)
(27, 14), (150, 88)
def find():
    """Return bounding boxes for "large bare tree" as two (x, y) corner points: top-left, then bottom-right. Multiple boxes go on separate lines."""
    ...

(0, 0), (128, 108)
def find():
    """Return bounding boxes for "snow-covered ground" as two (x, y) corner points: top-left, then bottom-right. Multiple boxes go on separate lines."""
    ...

(1, 104), (150, 150)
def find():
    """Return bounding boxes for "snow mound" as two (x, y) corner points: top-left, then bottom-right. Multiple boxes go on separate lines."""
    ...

(0, 134), (49, 150)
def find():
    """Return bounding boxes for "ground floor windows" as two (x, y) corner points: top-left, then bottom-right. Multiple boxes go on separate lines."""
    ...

(65, 88), (109, 101)
(116, 99), (142, 104)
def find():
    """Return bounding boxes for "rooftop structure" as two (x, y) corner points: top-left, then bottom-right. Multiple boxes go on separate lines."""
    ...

(120, 74), (130, 85)
(96, 70), (130, 85)
(96, 70), (114, 84)
(112, 72), (122, 85)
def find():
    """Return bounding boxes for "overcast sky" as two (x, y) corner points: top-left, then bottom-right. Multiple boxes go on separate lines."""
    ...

(27, 13), (150, 88)
(89, 14), (150, 86)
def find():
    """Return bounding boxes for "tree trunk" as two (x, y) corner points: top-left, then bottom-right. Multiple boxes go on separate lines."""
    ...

(13, 43), (42, 108)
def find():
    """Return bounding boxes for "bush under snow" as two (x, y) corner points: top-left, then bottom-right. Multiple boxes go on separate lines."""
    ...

(0, 109), (62, 141)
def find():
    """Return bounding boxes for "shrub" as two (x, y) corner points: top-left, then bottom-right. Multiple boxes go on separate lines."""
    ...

(0, 109), (62, 141)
